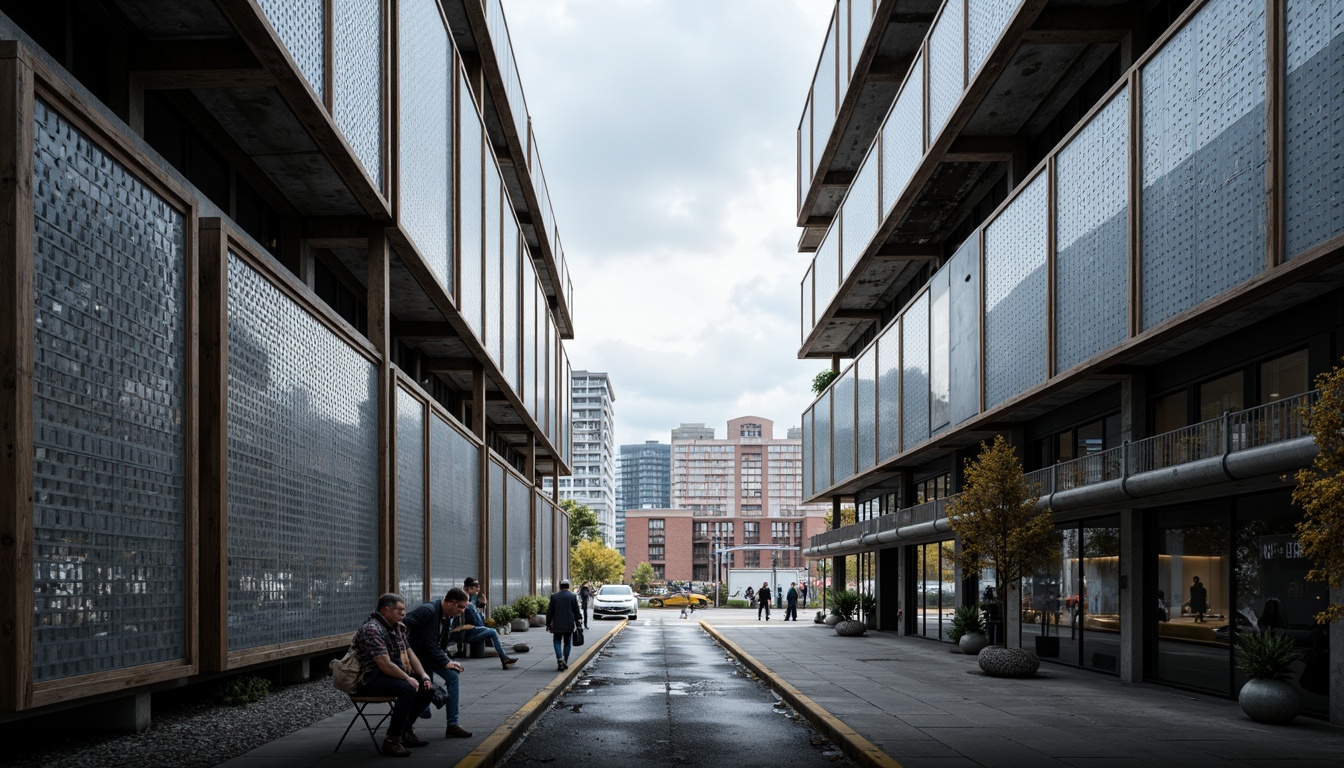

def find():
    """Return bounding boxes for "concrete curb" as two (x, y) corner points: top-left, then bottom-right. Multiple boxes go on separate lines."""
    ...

(700, 622), (902, 768)
(453, 620), (629, 768)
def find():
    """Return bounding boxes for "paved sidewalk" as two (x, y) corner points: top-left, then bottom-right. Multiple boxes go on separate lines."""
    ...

(219, 619), (625, 768)
(701, 612), (1344, 768)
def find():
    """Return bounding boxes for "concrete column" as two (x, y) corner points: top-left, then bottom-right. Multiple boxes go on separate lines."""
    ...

(1120, 373), (1148, 442)
(88, 692), (151, 734)
(1118, 508), (1145, 682)
(831, 497), (845, 594)
(281, 657), (310, 685)
(878, 547), (900, 631)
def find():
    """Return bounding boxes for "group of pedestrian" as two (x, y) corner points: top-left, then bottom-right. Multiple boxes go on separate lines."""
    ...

(755, 581), (804, 621)
(346, 578), (585, 757)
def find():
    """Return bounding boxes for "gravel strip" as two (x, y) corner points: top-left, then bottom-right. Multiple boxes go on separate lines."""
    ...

(5, 679), (352, 768)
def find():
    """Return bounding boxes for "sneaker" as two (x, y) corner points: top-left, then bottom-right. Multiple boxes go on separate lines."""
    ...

(401, 729), (430, 748)
(444, 725), (473, 739)
(381, 738), (411, 757)
(501, 656), (519, 668)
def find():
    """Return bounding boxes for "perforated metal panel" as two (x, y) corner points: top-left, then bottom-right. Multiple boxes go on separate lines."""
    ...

(502, 220), (519, 391)
(459, 83), (484, 341)
(430, 415), (479, 597)
(1056, 90), (1129, 373)
(506, 473), (531, 602)
(30, 100), (188, 682)
(522, 254), (536, 412)
(813, 18), (837, 176)
(537, 494), (553, 593)
(259, 0), (325, 102)
(841, 152), (879, 280)
(929, 269), (950, 432)
(832, 368), (856, 483)
(948, 237), (981, 427)
(334, 0), (383, 191)
(877, 321), (901, 461)
(927, 0), (965, 140)
(485, 0), (529, 148)
(802, 407), (813, 499)
(902, 293), (930, 451)
(484, 174), (501, 365)
(814, 391), (832, 492)
(1141, 0), (1265, 329)
(985, 174), (1048, 408)
(882, 53), (923, 215)
(488, 460), (506, 607)
(799, 97), (812, 203)
(968, 0), (1020, 78)
(225, 252), (378, 652)
(856, 346), (876, 472)
(848, 0), (875, 80)
(813, 223), (839, 319)
(1285, 0), (1344, 258)
(397, 0), (451, 291)
(801, 264), (814, 342)
(396, 388), (425, 603)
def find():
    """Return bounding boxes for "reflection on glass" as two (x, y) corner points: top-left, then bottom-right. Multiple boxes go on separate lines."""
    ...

(1081, 521), (1121, 672)
(1199, 372), (1244, 420)
(916, 540), (957, 642)
(1259, 349), (1309, 404)
(1155, 510), (1231, 694)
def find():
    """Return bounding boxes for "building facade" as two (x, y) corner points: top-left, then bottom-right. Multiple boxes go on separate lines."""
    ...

(625, 418), (828, 583)
(555, 370), (617, 545)
(615, 440), (672, 555)
(796, 0), (1344, 722)
(1, 0), (574, 723)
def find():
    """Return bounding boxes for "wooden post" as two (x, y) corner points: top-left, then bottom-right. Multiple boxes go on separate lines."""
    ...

(368, 226), (393, 591)
(0, 46), (35, 711)
(197, 219), (229, 672)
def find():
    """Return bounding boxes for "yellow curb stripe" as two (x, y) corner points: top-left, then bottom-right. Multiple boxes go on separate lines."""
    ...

(700, 622), (903, 768)
(454, 620), (629, 768)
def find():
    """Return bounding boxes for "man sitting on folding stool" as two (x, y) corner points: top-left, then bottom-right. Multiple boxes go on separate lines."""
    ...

(353, 593), (435, 757)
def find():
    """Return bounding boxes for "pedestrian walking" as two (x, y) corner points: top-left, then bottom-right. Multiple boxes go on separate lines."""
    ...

(578, 582), (592, 628)
(546, 580), (583, 671)
(757, 582), (772, 621)
(785, 582), (799, 621)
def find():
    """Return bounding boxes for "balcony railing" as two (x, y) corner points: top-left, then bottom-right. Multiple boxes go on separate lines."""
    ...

(808, 390), (1320, 552)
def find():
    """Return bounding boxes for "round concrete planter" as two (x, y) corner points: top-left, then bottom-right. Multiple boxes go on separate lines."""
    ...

(823, 613), (843, 627)
(510, 618), (530, 632)
(958, 632), (990, 656)
(1238, 678), (1300, 724)
(977, 646), (1039, 678)
(835, 619), (867, 636)
(529, 614), (546, 627)
(814, 611), (826, 624)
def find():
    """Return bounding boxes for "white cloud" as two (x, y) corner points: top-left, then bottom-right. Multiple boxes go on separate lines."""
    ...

(503, 0), (834, 446)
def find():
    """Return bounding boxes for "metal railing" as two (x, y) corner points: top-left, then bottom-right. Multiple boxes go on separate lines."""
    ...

(810, 390), (1319, 551)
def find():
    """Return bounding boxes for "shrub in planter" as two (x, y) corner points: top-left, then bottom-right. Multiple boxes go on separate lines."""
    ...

(512, 595), (537, 620)
(951, 604), (989, 654)
(1236, 629), (1301, 724)
(491, 605), (516, 626)
(533, 594), (549, 615)
(831, 590), (866, 636)
(217, 675), (271, 706)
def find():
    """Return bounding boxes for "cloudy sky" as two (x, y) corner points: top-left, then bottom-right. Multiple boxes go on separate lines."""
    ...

(501, 0), (834, 449)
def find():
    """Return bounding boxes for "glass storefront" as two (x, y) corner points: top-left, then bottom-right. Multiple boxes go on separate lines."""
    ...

(1020, 517), (1122, 673)
(1150, 492), (1327, 716)
(914, 540), (957, 641)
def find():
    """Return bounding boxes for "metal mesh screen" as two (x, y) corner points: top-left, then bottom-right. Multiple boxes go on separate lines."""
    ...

(31, 100), (188, 681)
(258, 0), (325, 103)
(985, 174), (1048, 408)
(334, 0), (383, 190)
(429, 414), (480, 598)
(396, 387), (425, 603)
(902, 292), (930, 451)
(488, 459), (506, 609)
(397, 0), (452, 290)
(507, 473), (532, 602)
(1285, 0), (1344, 258)
(877, 322), (901, 461)
(459, 82), (484, 341)
(225, 252), (378, 651)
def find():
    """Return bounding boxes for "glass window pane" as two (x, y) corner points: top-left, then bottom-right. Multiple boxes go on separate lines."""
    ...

(1154, 391), (1188, 433)
(1199, 372), (1244, 421)
(1154, 507), (1231, 695)
(1259, 349), (1309, 404)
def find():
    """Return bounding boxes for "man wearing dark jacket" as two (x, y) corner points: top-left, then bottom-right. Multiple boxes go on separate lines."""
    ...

(546, 580), (584, 671)
(404, 589), (473, 738)
(785, 582), (799, 621)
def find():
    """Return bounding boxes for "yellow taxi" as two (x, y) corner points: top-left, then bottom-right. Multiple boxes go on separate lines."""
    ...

(647, 592), (710, 609)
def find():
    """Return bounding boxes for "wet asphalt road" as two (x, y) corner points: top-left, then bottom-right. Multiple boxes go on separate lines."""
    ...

(499, 615), (853, 767)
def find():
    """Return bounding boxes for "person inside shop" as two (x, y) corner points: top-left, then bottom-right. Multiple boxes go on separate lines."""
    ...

(1189, 575), (1208, 623)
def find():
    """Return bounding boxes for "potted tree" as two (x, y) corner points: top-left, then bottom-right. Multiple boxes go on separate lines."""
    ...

(491, 605), (516, 635)
(532, 594), (549, 625)
(509, 596), (534, 632)
(948, 436), (1060, 678)
(1236, 629), (1301, 724)
(832, 589), (865, 636)
(950, 604), (989, 655)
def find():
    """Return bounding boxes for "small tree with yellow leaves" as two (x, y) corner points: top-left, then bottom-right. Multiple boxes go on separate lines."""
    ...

(947, 435), (1059, 641)
(1293, 359), (1344, 624)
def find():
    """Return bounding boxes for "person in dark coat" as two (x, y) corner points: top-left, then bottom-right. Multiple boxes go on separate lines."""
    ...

(546, 580), (584, 671)
(578, 582), (592, 628)
(757, 582), (772, 621)
(403, 588), (473, 739)
(785, 582), (799, 621)
(1189, 576), (1208, 623)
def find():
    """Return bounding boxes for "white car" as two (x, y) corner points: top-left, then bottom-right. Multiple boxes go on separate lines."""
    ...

(592, 584), (638, 620)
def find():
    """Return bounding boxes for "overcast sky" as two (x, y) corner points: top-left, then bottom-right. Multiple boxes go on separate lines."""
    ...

(501, 0), (834, 449)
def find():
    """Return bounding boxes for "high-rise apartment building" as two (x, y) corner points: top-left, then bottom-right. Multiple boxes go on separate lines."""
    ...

(795, 0), (1344, 720)
(625, 417), (828, 583)
(557, 371), (617, 545)
(616, 441), (672, 554)
(1, 0), (574, 725)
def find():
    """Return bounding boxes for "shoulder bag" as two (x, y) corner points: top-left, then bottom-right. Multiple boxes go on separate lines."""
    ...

(572, 626), (585, 646)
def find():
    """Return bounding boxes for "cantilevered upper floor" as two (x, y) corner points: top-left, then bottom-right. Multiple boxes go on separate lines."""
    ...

(797, 0), (1203, 360)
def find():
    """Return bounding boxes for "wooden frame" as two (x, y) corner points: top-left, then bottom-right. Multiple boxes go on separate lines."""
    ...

(2, 45), (204, 708)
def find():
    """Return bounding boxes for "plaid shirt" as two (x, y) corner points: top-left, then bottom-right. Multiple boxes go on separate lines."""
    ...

(353, 611), (409, 680)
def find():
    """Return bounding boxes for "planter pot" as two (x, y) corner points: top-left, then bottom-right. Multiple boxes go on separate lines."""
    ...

(959, 632), (990, 656)
(529, 614), (546, 627)
(497, 623), (509, 635)
(864, 614), (877, 631)
(835, 619), (867, 637)
(1238, 678), (1300, 724)
(978, 646), (1040, 678)
(823, 613), (843, 627)
(1034, 635), (1060, 658)
(510, 618), (530, 632)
